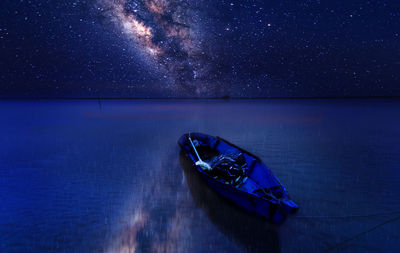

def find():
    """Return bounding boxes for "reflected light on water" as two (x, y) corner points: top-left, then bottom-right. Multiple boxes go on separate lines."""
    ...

(107, 206), (149, 253)
(107, 152), (190, 253)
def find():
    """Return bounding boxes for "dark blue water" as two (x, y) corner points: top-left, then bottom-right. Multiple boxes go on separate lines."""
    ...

(1, 100), (399, 253)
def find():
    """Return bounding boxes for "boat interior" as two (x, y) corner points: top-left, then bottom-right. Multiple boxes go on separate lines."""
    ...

(187, 134), (287, 201)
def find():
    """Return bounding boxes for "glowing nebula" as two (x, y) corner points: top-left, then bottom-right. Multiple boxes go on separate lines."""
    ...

(108, 1), (162, 58)
(98, 0), (215, 95)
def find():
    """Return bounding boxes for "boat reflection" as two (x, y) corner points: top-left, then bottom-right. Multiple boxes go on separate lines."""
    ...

(179, 151), (281, 253)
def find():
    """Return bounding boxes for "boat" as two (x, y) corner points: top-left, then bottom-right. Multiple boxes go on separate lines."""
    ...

(178, 132), (299, 224)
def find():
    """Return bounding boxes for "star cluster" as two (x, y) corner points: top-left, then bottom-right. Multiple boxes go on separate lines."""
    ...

(98, 0), (214, 95)
(0, 0), (399, 97)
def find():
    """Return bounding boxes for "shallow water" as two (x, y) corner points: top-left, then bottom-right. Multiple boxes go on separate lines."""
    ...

(1, 99), (399, 253)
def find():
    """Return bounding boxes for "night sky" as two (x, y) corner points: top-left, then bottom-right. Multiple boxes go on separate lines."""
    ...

(1, 0), (399, 98)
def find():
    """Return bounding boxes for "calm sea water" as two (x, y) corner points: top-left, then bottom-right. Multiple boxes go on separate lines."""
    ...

(1, 99), (399, 253)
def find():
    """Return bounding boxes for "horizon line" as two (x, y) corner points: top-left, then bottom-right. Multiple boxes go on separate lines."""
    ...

(0, 95), (400, 100)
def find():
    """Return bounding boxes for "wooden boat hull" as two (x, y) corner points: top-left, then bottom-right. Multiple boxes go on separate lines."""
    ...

(178, 132), (299, 224)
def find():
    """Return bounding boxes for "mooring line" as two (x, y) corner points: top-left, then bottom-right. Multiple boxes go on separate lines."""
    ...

(294, 210), (400, 219)
(324, 215), (400, 252)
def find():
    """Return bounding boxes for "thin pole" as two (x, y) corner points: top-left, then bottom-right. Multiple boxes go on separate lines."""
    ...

(189, 135), (202, 162)
(188, 133), (211, 171)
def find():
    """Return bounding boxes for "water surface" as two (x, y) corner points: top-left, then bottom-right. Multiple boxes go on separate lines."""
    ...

(1, 99), (399, 252)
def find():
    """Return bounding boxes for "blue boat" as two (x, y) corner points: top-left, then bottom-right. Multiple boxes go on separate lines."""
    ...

(178, 132), (299, 224)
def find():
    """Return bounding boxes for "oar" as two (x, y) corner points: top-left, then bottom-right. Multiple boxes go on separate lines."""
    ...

(188, 134), (212, 171)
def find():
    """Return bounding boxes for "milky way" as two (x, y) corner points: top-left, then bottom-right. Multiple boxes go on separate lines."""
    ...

(2, 0), (399, 97)
(98, 0), (215, 95)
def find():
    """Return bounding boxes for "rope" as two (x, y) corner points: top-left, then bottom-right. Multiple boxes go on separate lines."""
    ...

(294, 210), (400, 219)
(325, 215), (400, 252)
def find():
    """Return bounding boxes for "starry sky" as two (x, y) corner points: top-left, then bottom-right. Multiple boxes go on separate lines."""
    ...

(1, 0), (399, 98)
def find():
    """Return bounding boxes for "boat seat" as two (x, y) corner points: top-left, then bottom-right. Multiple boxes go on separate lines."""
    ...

(211, 138), (220, 149)
(237, 176), (259, 193)
(243, 154), (257, 174)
